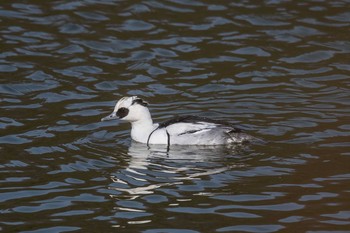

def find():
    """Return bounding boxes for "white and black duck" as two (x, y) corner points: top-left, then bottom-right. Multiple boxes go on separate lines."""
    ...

(101, 96), (254, 146)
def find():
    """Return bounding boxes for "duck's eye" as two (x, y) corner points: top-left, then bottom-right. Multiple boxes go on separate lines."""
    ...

(116, 107), (129, 118)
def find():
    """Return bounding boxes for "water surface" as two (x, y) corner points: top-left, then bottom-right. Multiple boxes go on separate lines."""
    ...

(1, 0), (350, 232)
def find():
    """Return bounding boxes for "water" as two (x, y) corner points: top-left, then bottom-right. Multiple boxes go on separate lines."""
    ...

(1, 0), (350, 232)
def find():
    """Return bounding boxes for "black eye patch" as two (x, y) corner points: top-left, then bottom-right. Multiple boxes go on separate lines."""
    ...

(116, 107), (129, 118)
(132, 98), (148, 107)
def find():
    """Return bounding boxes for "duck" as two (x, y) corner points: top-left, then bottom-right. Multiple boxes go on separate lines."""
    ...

(101, 96), (253, 146)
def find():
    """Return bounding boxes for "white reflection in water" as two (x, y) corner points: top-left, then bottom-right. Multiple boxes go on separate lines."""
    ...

(109, 142), (246, 198)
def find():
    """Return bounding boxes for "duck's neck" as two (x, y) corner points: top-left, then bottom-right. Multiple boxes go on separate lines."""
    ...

(130, 116), (157, 143)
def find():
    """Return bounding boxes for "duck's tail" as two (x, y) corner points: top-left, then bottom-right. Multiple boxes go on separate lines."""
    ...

(227, 130), (264, 144)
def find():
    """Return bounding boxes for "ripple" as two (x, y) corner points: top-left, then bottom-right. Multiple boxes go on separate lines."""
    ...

(144, 1), (194, 13)
(168, 202), (304, 214)
(73, 38), (142, 53)
(120, 19), (155, 32)
(299, 192), (338, 202)
(0, 188), (69, 203)
(75, 11), (109, 21)
(232, 46), (271, 57)
(21, 226), (81, 233)
(236, 15), (290, 26)
(34, 91), (96, 103)
(190, 16), (232, 31)
(59, 23), (88, 34)
(217, 224), (284, 233)
(25, 146), (66, 155)
(0, 117), (23, 129)
(213, 193), (281, 202)
(0, 64), (18, 72)
(280, 50), (335, 63)
(0, 134), (31, 144)
(262, 26), (324, 43)
(326, 12), (350, 23)
(1, 0), (350, 232)
(322, 211), (350, 220)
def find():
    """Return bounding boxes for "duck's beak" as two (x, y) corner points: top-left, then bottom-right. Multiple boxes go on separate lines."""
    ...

(101, 112), (118, 122)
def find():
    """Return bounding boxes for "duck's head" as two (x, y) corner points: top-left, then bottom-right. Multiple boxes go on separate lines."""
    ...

(101, 96), (150, 122)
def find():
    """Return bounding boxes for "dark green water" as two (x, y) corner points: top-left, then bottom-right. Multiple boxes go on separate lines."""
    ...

(1, 1), (350, 232)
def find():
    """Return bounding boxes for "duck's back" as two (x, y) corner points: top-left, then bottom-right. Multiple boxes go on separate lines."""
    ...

(149, 115), (248, 145)
(159, 115), (241, 130)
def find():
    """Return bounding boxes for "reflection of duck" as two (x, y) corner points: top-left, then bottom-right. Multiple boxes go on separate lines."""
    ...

(109, 142), (245, 197)
(101, 96), (254, 146)
(127, 140), (238, 163)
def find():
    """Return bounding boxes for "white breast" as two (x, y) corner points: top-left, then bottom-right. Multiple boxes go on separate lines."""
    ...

(147, 128), (169, 145)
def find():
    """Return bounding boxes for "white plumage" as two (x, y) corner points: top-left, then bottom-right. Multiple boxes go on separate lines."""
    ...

(101, 96), (253, 146)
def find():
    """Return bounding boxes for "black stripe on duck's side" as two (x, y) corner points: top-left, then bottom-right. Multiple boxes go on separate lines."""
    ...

(146, 128), (171, 148)
(147, 127), (158, 146)
(166, 130), (170, 146)
(178, 129), (208, 136)
(158, 115), (242, 132)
